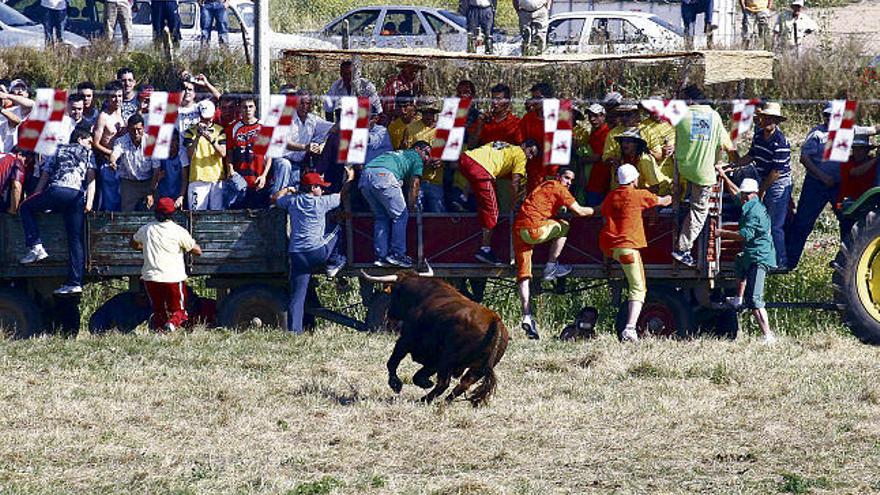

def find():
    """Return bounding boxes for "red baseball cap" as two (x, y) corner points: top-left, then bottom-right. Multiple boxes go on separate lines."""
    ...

(156, 197), (176, 214)
(301, 172), (331, 188)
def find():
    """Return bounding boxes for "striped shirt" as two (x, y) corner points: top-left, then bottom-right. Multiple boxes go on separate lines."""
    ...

(748, 127), (791, 184)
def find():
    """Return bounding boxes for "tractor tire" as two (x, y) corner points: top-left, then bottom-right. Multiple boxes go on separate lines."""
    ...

(0, 287), (44, 339)
(833, 210), (880, 344)
(217, 284), (287, 330)
(614, 285), (695, 341)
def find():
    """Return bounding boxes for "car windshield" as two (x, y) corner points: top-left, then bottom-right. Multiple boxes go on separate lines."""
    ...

(649, 15), (683, 36)
(0, 3), (39, 27)
(235, 2), (254, 29)
(438, 10), (465, 28)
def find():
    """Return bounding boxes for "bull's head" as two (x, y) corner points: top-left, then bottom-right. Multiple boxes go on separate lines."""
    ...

(360, 263), (435, 321)
(359, 262), (434, 284)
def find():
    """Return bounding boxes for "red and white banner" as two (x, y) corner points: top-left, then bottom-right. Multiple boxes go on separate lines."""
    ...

(143, 91), (182, 159)
(824, 99), (858, 162)
(543, 99), (572, 165)
(640, 99), (688, 126)
(337, 96), (370, 164)
(431, 97), (471, 161)
(253, 94), (298, 158)
(17, 88), (67, 155)
(730, 99), (760, 143)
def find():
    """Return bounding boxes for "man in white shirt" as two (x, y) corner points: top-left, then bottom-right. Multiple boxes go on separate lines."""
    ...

(323, 60), (382, 121)
(515, 0), (551, 55)
(271, 89), (332, 195)
(41, 0), (67, 45)
(131, 197), (202, 332)
(0, 82), (32, 153)
(774, 0), (819, 52)
(111, 113), (158, 211)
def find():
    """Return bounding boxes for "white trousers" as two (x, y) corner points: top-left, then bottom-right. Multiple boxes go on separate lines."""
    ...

(188, 181), (224, 210)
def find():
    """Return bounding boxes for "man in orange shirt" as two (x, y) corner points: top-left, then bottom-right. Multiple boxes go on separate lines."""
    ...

(514, 167), (594, 339)
(519, 82), (557, 193)
(599, 164), (672, 342)
(468, 83), (523, 147)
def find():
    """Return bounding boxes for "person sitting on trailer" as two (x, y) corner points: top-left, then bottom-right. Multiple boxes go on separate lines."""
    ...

(612, 128), (672, 194)
(715, 173), (778, 344)
(515, 167), (595, 340)
(273, 170), (353, 334)
(836, 134), (877, 240)
(460, 140), (538, 265)
(359, 143), (432, 268)
(600, 164), (672, 342)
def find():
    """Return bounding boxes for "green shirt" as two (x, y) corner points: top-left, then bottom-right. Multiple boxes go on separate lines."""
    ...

(365, 150), (423, 181)
(675, 105), (733, 186)
(739, 197), (776, 269)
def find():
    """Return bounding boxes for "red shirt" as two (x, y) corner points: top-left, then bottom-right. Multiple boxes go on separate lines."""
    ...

(584, 123), (612, 195)
(515, 179), (576, 229)
(229, 120), (265, 188)
(470, 112), (523, 146)
(839, 158), (877, 203)
(519, 112), (558, 192)
(0, 153), (24, 204)
(598, 185), (659, 255)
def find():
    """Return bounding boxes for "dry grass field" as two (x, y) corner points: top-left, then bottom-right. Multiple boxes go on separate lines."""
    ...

(2, 326), (880, 494)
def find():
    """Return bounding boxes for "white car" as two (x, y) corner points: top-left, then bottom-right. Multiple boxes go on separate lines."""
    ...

(0, 2), (89, 49)
(545, 11), (684, 54)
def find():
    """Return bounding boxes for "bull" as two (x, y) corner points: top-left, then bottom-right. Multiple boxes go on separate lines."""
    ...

(361, 266), (509, 406)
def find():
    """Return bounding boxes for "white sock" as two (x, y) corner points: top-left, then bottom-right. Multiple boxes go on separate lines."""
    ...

(33, 243), (44, 251)
(480, 246), (491, 253)
(522, 314), (533, 325)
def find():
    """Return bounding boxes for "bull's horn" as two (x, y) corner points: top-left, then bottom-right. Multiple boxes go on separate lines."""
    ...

(418, 262), (434, 277)
(360, 270), (399, 283)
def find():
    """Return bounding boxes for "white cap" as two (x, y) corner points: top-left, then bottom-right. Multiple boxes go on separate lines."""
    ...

(791, 0), (804, 6)
(739, 178), (760, 194)
(617, 164), (639, 186)
(197, 99), (216, 119)
(586, 103), (605, 115)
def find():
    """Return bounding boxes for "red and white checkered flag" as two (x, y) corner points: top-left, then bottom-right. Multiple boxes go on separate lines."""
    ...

(730, 99), (760, 143)
(431, 97), (471, 161)
(337, 96), (370, 164)
(143, 91), (182, 159)
(640, 99), (688, 126)
(254, 94), (298, 158)
(824, 100), (858, 162)
(17, 88), (67, 155)
(543, 99), (572, 165)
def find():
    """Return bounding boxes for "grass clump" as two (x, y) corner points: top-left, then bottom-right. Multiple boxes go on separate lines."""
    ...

(779, 472), (832, 494)
(287, 476), (344, 495)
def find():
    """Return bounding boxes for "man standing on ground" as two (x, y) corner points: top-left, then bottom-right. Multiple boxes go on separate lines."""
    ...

(105, 0), (133, 48)
(681, 0), (716, 49)
(515, 167), (594, 339)
(93, 80), (125, 211)
(741, 0), (772, 49)
(41, 0), (67, 46)
(131, 197), (202, 333)
(774, 0), (818, 52)
(461, 0), (496, 53)
(515, 0), (550, 55)
(111, 113), (157, 211)
(461, 140), (538, 265)
(151, 0), (181, 48)
(200, 0), (229, 46)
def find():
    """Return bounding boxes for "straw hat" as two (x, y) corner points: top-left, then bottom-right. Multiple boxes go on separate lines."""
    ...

(758, 102), (786, 121)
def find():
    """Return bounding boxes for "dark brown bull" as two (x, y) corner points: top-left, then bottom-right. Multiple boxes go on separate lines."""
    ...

(361, 267), (509, 406)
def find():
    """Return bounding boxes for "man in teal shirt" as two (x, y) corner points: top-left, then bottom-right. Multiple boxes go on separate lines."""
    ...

(359, 141), (432, 268)
(717, 173), (778, 344)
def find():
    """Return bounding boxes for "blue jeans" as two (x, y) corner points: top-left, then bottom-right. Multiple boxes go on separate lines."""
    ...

(200, 1), (229, 44)
(681, 0), (714, 37)
(786, 175), (839, 269)
(763, 179), (792, 268)
(270, 158), (303, 195)
(359, 168), (408, 260)
(288, 232), (338, 334)
(42, 7), (66, 45)
(420, 182), (445, 213)
(151, 0), (180, 43)
(99, 165), (121, 212)
(19, 186), (85, 286)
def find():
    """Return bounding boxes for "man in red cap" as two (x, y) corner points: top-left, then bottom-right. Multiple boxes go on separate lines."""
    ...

(130, 197), (203, 332)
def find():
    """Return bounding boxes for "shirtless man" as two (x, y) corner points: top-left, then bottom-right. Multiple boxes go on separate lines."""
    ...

(92, 80), (125, 211)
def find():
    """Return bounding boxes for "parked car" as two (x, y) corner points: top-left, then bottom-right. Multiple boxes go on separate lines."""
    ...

(544, 11), (683, 54)
(0, 1), (89, 49)
(5, 0), (331, 51)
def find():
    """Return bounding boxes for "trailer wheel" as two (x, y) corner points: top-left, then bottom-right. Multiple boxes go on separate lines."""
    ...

(217, 285), (287, 330)
(833, 210), (880, 344)
(0, 288), (44, 339)
(614, 286), (694, 340)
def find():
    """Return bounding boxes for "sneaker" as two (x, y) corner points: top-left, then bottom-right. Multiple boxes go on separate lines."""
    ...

(163, 322), (176, 333)
(672, 250), (696, 267)
(542, 262), (573, 282)
(385, 253), (414, 268)
(373, 258), (391, 268)
(762, 331), (778, 345)
(725, 296), (743, 310)
(621, 326), (639, 342)
(521, 316), (540, 340)
(326, 255), (347, 277)
(475, 248), (503, 265)
(53, 284), (82, 295)
(19, 244), (48, 264)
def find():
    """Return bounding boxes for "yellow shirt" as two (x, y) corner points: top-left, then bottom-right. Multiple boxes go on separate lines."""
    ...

(389, 116), (420, 150)
(465, 142), (527, 179)
(402, 121), (442, 184)
(639, 118), (676, 175)
(744, 0), (769, 13)
(183, 123), (226, 183)
(601, 125), (626, 161)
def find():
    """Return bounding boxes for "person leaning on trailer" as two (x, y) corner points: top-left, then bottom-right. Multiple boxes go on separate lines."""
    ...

(514, 167), (595, 340)
(600, 164), (672, 343)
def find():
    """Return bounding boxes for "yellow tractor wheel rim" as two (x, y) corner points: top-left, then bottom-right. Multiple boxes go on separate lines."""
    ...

(856, 237), (880, 322)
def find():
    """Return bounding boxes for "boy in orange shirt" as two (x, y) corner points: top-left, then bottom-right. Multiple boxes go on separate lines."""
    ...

(600, 164), (672, 342)
(514, 167), (595, 339)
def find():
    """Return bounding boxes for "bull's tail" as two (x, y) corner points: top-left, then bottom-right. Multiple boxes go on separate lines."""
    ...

(469, 317), (505, 407)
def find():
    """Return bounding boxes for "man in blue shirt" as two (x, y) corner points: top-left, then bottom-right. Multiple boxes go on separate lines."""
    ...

(273, 169), (353, 334)
(359, 142), (432, 268)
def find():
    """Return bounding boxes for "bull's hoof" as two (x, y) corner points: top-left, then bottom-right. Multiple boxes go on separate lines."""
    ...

(418, 393), (435, 404)
(412, 375), (434, 389)
(388, 376), (403, 394)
